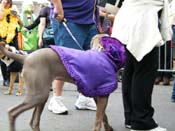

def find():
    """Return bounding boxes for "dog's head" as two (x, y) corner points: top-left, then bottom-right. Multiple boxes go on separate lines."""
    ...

(90, 34), (109, 51)
(91, 34), (126, 70)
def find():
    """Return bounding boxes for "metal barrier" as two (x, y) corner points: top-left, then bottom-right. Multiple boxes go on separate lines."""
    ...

(157, 41), (175, 73)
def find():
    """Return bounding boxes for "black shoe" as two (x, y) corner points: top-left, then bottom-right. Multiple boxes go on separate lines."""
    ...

(3, 80), (10, 86)
(154, 77), (163, 85)
(171, 98), (175, 103)
(163, 77), (170, 86)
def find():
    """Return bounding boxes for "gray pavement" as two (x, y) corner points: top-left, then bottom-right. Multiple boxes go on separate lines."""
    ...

(0, 77), (175, 131)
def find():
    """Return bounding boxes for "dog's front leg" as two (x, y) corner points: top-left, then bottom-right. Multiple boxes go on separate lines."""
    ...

(103, 113), (113, 131)
(93, 95), (109, 131)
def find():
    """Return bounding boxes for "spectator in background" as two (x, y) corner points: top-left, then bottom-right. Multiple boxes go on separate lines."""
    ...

(155, 0), (174, 86)
(171, 80), (175, 102)
(20, 1), (38, 51)
(0, 0), (23, 86)
(23, 1), (54, 48)
(154, 40), (172, 86)
(38, 2), (54, 48)
(170, 0), (175, 103)
(97, 0), (116, 35)
(48, 0), (98, 115)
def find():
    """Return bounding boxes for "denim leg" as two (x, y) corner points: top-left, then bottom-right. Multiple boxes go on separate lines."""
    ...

(171, 80), (175, 101)
(50, 18), (60, 45)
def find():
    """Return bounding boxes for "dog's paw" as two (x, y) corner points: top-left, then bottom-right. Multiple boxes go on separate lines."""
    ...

(105, 126), (113, 131)
(4, 91), (12, 95)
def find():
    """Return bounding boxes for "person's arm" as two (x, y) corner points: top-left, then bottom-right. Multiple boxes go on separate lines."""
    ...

(25, 16), (40, 30)
(16, 15), (23, 27)
(38, 17), (46, 48)
(0, 4), (4, 20)
(118, 0), (124, 8)
(52, 0), (64, 21)
(99, 7), (115, 22)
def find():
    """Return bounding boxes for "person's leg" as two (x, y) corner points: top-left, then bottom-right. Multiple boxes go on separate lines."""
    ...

(48, 80), (68, 114)
(55, 22), (98, 110)
(155, 46), (164, 85)
(122, 48), (134, 128)
(171, 80), (175, 102)
(162, 41), (172, 85)
(53, 80), (64, 96)
(83, 24), (99, 50)
(73, 24), (98, 111)
(131, 48), (159, 130)
(1, 61), (10, 86)
(48, 18), (68, 115)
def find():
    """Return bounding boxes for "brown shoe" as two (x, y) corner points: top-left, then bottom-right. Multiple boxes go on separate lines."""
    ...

(154, 77), (162, 85)
(163, 77), (170, 86)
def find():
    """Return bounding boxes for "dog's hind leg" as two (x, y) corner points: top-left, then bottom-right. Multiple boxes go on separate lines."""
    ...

(8, 102), (37, 131)
(29, 101), (46, 131)
(93, 95), (109, 131)
(4, 72), (17, 95)
(8, 95), (48, 131)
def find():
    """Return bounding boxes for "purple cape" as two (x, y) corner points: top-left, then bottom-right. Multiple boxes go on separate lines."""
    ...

(50, 36), (125, 97)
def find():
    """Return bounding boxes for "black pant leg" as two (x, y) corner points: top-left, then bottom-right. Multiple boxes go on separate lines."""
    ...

(122, 48), (134, 125)
(131, 48), (158, 130)
(1, 62), (10, 81)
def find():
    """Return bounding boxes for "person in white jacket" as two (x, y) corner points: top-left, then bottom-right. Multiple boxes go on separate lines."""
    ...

(112, 0), (172, 131)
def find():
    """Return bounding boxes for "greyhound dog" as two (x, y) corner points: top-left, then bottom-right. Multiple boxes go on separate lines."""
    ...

(0, 34), (125, 131)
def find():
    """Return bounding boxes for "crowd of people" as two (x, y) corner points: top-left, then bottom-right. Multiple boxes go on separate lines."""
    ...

(0, 0), (175, 131)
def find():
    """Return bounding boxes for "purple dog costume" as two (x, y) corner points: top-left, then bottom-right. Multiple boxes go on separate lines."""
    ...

(50, 36), (125, 97)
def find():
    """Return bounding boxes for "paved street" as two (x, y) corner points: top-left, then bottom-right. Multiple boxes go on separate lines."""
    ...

(0, 77), (175, 131)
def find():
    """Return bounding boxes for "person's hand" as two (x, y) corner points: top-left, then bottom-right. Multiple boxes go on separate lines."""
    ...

(22, 27), (28, 32)
(10, 10), (17, 16)
(0, 4), (4, 20)
(38, 38), (43, 48)
(53, 13), (66, 22)
(99, 7), (106, 13)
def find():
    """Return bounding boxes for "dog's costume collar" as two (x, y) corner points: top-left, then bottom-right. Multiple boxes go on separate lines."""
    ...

(100, 36), (126, 70)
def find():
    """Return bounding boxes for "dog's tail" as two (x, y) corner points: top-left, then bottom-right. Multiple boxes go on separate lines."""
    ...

(0, 42), (26, 64)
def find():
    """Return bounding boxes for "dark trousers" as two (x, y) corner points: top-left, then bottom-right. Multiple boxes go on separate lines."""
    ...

(122, 48), (158, 130)
(0, 61), (10, 81)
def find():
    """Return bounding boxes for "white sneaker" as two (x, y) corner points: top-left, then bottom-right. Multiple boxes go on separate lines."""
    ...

(48, 96), (68, 115)
(75, 95), (96, 111)
(147, 127), (167, 131)
(131, 126), (167, 131)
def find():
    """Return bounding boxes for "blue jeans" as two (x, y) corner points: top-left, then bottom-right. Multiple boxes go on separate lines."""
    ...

(172, 80), (175, 101)
(50, 18), (98, 50)
(172, 25), (175, 43)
